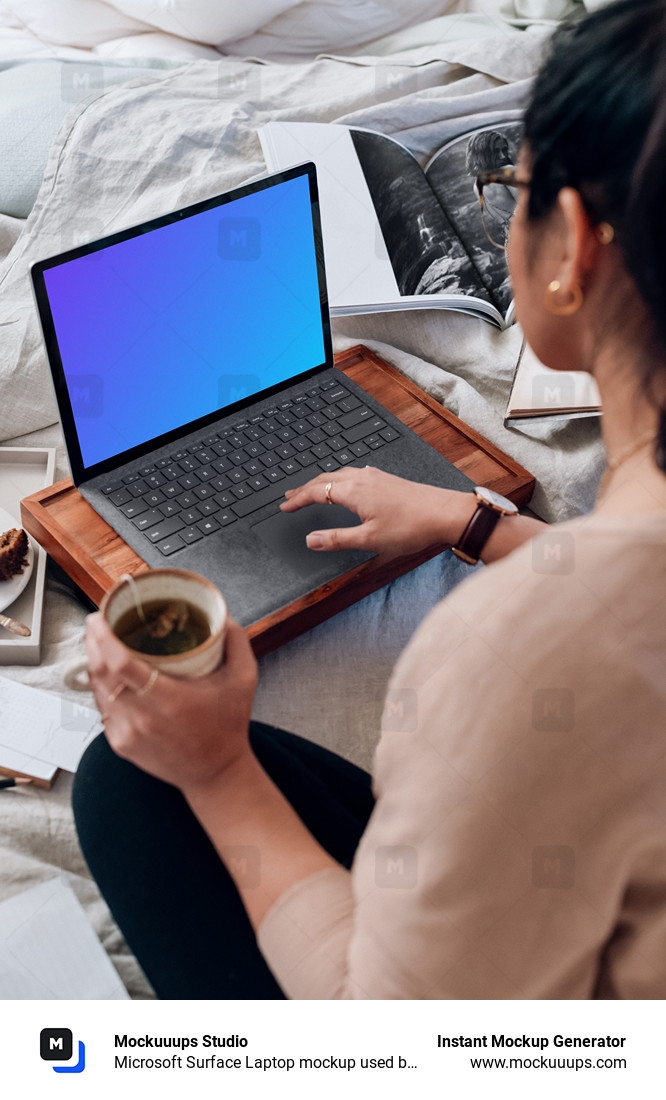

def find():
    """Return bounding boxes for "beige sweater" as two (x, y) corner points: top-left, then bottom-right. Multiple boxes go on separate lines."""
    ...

(258, 511), (666, 998)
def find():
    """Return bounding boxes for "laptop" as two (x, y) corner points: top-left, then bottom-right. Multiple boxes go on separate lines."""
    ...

(31, 163), (473, 626)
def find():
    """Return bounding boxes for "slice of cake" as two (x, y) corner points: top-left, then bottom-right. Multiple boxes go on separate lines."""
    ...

(0, 528), (29, 582)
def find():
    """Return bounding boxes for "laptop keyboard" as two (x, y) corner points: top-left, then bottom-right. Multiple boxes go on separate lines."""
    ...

(98, 378), (401, 557)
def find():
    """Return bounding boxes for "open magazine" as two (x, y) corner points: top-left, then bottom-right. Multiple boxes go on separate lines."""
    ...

(260, 119), (523, 327)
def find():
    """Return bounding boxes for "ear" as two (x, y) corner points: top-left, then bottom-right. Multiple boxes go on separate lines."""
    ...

(554, 187), (601, 293)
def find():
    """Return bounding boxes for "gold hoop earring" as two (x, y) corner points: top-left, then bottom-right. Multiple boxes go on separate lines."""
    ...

(596, 222), (614, 245)
(545, 279), (583, 316)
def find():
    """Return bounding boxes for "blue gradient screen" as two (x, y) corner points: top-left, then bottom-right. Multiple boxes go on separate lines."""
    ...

(43, 174), (326, 469)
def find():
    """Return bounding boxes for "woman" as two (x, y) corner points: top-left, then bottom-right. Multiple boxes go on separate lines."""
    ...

(74, 0), (666, 999)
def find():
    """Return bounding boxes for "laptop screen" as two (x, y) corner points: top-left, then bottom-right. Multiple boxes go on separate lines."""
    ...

(34, 166), (330, 480)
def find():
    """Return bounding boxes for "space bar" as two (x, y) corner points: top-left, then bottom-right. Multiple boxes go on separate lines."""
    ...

(231, 477), (303, 518)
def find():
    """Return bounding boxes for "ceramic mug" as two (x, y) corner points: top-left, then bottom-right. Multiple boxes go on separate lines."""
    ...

(514, 0), (569, 18)
(65, 569), (228, 690)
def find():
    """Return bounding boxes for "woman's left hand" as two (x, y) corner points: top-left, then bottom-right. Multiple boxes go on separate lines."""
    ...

(85, 612), (258, 794)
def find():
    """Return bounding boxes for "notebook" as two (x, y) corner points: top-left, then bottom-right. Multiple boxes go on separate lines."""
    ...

(31, 163), (474, 627)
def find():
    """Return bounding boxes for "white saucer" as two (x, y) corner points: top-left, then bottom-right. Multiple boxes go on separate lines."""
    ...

(0, 506), (35, 614)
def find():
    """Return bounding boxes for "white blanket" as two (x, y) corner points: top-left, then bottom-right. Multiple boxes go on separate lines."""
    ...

(0, 21), (605, 998)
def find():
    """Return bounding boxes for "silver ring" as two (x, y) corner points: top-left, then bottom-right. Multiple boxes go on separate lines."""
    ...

(325, 481), (334, 505)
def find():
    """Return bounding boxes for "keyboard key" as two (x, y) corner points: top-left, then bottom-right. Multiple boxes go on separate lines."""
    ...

(156, 534), (185, 556)
(196, 464), (216, 481)
(281, 459), (301, 476)
(244, 442), (265, 459)
(217, 511), (237, 527)
(350, 441), (370, 457)
(293, 419), (311, 434)
(110, 488), (132, 507)
(139, 464), (155, 476)
(176, 491), (197, 509)
(211, 475), (231, 492)
(121, 499), (148, 519)
(199, 499), (220, 515)
(194, 483), (215, 500)
(122, 473), (141, 485)
(293, 393), (308, 404)
(178, 457), (199, 474)
(163, 483), (181, 499)
(369, 438), (385, 449)
(197, 449), (215, 465)
(187, 442), (203, 454)
(320, 378), (337, 390)
(263, 419), (279, 433)
(323, 405), (343, 421)
(202, 435), (219, 447)
(343, 417), (386, 445)
(322, 422), (341, 437)
(181, 526), (203, 544)
(276, 427), (296, 442)
(159, 501), (181, 518)
(247, 474), (269, 491)
(306, 386), (321, 396)
(171, 449), (188, 462)
(233, 421), (249, 431)
(129, 480), (150, 497)
(311, 443), (332, 459)
(146, 471), (166, 488)
(231, 478), (294, 518)
(307, 412), (326, 428)
(216, 491), (236, 508)
(263, 407), (278, 417)
(327, 436), (345, 451)
(277, 400), (293, 411)
(133, 508), (163, 531)
(337, 395), (362, 413)
(232, 483), (253, 499)
(100, 479), (124, 495)
(243, 460), (263, 477)
(212, 441), (232, 458)
(249, 413), (265, 424)
(297, 450), (318, 467)
(181, 507), (203, 524)
(212, 457), (232, 474)
(276, 443), (295, 460)
(244, 427), (263, 443)
(323, 386), (347, 403)
(336, 450), (354, 465)
(198, 517), (221, 536)
(229, 450), (247, 466)
(229, 468), (248, 484)
(155, 458), (171, 469)
(145, 516), (185, 543)
(162, 465), (181, 481)
(380, 426), (401, 442)
(145, 490), (165, 507)
(305, 397), (324, 413)
(265, 468), (285, 483)
(259, 452), (280, 468)
(276, 410), (295, 425)
(318, 457), (338, 473)
(229, 435), (247, 450)
(262, 434), (280, 450)
(292, 437), (311, 452)
(178, 473), (201, 490)
(338, 406), (374, 430)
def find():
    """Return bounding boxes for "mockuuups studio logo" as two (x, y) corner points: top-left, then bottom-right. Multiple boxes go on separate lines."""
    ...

(40, 1028), (86, 1074)
(218, 373), (261, 406)
(374, 66), (420, 100)
(61, 63), (105, 104)
(218, 217), (261, 261)
(532, 372), (576, 412)
(381, 688), (418, 733)
(375, 846), (418, 889)
(69, 374), (104, 419)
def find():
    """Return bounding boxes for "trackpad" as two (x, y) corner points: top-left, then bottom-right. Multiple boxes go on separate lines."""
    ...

(251, 503), (373, 580)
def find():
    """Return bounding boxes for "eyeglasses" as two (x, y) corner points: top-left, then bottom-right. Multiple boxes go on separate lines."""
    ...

(476, 167), (529, 250)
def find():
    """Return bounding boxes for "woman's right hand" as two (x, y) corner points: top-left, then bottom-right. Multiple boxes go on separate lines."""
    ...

(280, 466), (475, 559)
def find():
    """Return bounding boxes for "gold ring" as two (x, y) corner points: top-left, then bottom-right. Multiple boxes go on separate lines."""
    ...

(134, 667), (159, 697)
(325, 481), (334, 505)
(100, 682), (126, 724)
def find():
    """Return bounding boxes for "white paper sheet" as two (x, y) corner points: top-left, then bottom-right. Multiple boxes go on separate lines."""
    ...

(0, 878), (129, 999)
(0, 675), (102, 777)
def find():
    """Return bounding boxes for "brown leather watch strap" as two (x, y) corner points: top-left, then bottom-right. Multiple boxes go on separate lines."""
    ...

(451, 503), (503, 565)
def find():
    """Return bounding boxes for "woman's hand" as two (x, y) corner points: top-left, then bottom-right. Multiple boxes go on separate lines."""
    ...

(280, 467), (474, 559)
(85, 612), (258, 795)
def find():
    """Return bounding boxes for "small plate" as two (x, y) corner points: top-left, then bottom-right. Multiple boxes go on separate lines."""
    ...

(0, 506), (35, 614)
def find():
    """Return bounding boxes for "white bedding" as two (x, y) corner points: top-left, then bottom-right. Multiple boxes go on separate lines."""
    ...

(0, 9), (605, 999)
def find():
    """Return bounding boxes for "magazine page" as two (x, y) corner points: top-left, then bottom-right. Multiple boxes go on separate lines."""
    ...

(260, 120), (503, 322)
(349, 129), (493, 306)
(424, 121), (524, 318)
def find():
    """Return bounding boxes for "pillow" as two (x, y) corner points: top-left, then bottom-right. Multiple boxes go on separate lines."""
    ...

(223, 0), (452, 59)
(107, 0), (301, 45)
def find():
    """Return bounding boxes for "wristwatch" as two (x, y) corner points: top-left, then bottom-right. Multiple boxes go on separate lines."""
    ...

(451, 487), (518, 565)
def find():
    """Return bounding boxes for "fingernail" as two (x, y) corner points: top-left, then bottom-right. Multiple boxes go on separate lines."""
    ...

(306, 533), (323, 549)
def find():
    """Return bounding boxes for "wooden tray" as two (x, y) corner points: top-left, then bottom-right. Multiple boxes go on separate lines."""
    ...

(21, 345), (534, 656)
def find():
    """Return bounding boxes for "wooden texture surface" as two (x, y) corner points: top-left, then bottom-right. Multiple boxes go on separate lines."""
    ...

(22, 345), (534, 656)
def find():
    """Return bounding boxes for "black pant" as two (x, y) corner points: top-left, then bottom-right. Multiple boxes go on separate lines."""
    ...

(72, 723), (374, 999)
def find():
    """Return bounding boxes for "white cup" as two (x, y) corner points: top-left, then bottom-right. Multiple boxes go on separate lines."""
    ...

(65, 569), (227, 691)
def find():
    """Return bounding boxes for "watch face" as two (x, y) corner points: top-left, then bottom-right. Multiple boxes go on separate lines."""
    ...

(475, 486), (519, 514)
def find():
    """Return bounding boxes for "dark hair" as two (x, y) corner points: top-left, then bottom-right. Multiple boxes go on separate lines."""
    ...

(465, 130), (512, 175)
(523, 0), (666, 470)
